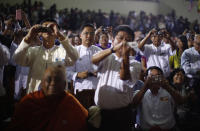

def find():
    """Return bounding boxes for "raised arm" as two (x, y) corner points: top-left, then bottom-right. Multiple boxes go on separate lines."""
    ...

(21, 10), (31, 29)
(92, 42), (123, 65)
(138, 29), (155, 51)
(164, 31), (176, 51)
(131, 77), (151, 107)
(48, 23), (79, 66)
(161, 77), (185, 105)
(13, 24), (42, 66)
(120, 43), (131, 80)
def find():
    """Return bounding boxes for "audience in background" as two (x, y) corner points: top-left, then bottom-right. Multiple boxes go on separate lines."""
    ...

(0, 1), (200, 131)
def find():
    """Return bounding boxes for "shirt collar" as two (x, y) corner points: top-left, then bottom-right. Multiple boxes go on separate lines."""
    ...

(42, 44), (56, 51)
(81, 44), (92, 50)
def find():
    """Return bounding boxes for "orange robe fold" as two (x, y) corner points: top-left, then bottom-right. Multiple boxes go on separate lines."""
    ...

(7, 90), (88, 131)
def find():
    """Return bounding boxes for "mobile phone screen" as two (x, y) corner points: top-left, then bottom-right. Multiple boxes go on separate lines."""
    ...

(16, 9), (22, 20)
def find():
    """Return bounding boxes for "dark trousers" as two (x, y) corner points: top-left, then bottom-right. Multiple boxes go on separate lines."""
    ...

(100, 105), (134, 131)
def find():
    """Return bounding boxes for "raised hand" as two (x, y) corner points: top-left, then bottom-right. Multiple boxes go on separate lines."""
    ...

(112, 42), (123, 52)
(147, 28), (157, 37)
(77, 71), (88, 79)
(122, 42), (131, 57)
(47, 23), (65, 41)
(24, 24), (42, 44)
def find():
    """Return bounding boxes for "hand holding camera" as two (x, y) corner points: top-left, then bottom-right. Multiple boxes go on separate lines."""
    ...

(122, 42), (131, 57)
(24, 24), (51, 44)
(148, 28), (157, 37)
(47, 23), (65, 41)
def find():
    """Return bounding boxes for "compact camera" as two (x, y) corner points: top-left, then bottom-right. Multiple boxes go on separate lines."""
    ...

(151, 75), (162, 83)
(38, 26), (52, 33)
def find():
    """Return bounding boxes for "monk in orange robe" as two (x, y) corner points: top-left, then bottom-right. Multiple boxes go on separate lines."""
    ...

(7, 65), (88, 131)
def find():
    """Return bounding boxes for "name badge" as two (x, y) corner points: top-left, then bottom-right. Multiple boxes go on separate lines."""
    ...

(160, 96), (169, 101)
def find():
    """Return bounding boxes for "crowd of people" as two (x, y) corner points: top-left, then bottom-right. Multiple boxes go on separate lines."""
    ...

(0, 0), (200, 131)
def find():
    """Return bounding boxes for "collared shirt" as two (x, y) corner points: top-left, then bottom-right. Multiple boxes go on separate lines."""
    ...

(181, 47), (200, 78)
(138, 88), (175, 130)
(10, 42), (29, 76)
(141, 42), (173, 77)
(67, 45), (102, 94)
(13, 38), (79, 94)
(94, 54), (142, 109)
(10, 42), (29, 99)
(0, 42), (10, 96)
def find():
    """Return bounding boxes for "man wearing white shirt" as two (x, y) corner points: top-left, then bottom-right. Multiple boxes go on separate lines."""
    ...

(10, 40), (29, 100)
(181, 34), (200, 78)
(0, 42), (10, 96)
(67, 24), (101, 108)
(13, 19), (79, 94)
(181, 34), (200, 121)
(92, 25), (142, 131)
(132, 66), (184, 131)
(138, 29), (175, 77)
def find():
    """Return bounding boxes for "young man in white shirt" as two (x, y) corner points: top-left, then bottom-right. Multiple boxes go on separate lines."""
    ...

(132, 66), (184, 131)
(9, 30), (29, 100)
(0, 42), (10, 96)
(92, 25), (142, 131)
(67, 24), (102, 108)
(13, 19), (79, 94)
(138, 29), (175, 77)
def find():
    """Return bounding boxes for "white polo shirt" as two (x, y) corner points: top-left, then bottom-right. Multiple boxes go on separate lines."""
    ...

(67, 45), (102, 94)
(138, 88), (176, 130)
(141, 42), (173, 77)
(0, 42), (10, 96)
(94, 54), (142, 109)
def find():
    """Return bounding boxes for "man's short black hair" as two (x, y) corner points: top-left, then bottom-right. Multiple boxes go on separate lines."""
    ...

(80, 23), (94, 33)
(145, 66), (163, 77)
(113, 25), (134, 41)
(40, 18), (60, 29)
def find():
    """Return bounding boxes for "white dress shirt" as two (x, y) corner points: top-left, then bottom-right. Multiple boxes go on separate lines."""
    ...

(94, 54), (142, 109)
(13, 38), (79, 94)
(67, 45), (102, 94)
(141, 42), (173, 77)
(138, 88), (175, 130)
(181, 47), (200, 78)
(0, 42), (10, 96)
(10, 42), (29, 99)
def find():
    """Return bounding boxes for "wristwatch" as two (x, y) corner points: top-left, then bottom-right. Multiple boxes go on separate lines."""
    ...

(110, 47), (115, 53)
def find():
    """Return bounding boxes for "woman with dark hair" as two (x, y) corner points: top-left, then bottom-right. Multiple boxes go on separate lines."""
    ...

(169, 68), (196, 131)
(169, 35), (188, 71)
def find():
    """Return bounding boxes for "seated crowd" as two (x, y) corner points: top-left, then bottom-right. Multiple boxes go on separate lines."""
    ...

(0, 2), (200, 131)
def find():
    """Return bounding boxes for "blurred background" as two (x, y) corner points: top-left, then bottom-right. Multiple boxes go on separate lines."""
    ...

(0, 0), (200, 34)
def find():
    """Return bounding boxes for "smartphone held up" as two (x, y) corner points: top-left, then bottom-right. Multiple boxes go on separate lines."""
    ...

(16, 9), (22, 20)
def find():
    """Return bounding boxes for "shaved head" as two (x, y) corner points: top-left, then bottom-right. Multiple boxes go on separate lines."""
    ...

(42, 65), (66, 96)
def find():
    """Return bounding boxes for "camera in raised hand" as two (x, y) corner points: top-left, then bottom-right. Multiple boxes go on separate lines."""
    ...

(37, 26), (52, 33)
